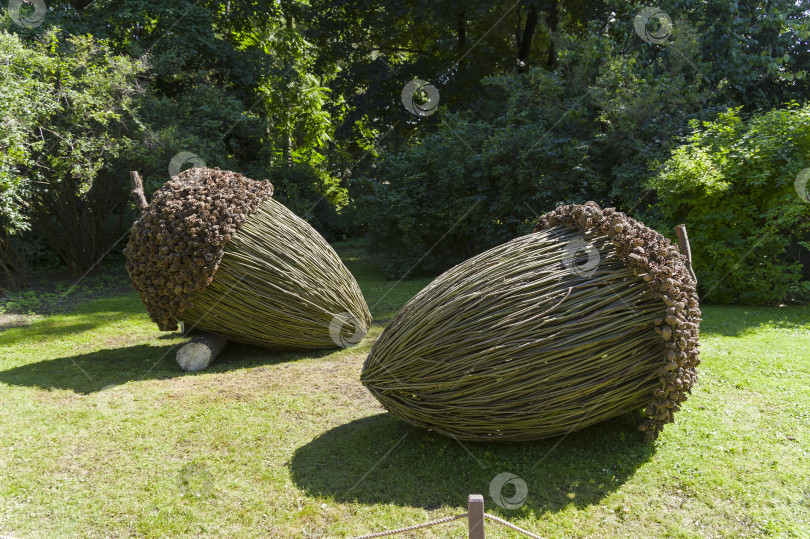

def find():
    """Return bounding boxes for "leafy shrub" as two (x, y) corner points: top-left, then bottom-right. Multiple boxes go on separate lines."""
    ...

(359, 118), (497, 278)
(647, 104), (810, 304)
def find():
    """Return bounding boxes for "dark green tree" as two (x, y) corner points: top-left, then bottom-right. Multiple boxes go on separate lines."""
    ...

(0, 30), (146, 278)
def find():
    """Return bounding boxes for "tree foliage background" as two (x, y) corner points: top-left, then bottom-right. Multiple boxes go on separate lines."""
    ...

(0, 0), (808, 303)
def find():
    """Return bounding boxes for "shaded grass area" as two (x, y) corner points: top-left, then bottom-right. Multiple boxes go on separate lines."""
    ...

(0, 242), (808, 537)
(290, 413), (656, 510)
(0, 263), (132, 317)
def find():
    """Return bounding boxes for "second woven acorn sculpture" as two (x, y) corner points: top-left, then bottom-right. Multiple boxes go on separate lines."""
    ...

(361, 202), (700, 441)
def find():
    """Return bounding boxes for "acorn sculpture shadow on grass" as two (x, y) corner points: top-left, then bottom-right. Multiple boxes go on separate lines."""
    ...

(124, 168), (371, 371)
(361, 202), (700, 441)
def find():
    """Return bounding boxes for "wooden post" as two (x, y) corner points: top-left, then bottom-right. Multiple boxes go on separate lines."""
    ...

(675, 224), (697, 284)
(468, 494), (485, 539)
(129, 171), (149, 212)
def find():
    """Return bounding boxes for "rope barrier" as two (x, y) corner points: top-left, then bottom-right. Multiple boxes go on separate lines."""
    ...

(484, 513), (546, 538)
(352, 513), (468, 538)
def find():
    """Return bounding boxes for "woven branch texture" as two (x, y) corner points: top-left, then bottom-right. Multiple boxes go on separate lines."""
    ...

(125, 167), (371, 349)
(362, 202), (700, 441)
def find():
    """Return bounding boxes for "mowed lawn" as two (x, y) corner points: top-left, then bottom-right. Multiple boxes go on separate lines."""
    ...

(0, 242), (809, 538)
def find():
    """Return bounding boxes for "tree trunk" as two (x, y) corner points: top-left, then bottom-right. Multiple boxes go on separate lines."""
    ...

(457, 9), (466, 51)
(284, 129), (293, 167)
(546, 0), (558, 69)
(517, 5), (538, 71)
(283, 9), (294, 167)
(177, 332), (229, 372)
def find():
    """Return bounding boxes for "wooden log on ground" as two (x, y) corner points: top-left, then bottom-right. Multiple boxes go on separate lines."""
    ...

(177, 332), (228, 372)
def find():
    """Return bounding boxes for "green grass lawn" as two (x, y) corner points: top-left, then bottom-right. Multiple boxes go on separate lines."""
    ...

(1, 242), (809, 538)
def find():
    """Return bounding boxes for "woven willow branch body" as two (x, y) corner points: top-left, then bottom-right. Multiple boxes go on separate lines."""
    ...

(362, 227), (667, 441)
(180, 197), (371, 349)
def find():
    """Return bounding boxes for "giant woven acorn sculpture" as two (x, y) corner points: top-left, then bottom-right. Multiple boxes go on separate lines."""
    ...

(124, 167), (371, 371)
(361, 202), (700, 441)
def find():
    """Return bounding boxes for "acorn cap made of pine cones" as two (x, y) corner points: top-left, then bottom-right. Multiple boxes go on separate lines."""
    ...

(124, 167), (371, 349)
(361, 201), (699, 441)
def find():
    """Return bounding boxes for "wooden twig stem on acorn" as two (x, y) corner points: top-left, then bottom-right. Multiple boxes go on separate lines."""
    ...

(129, 171), (148, 213)
(675, 224), (697, 284)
